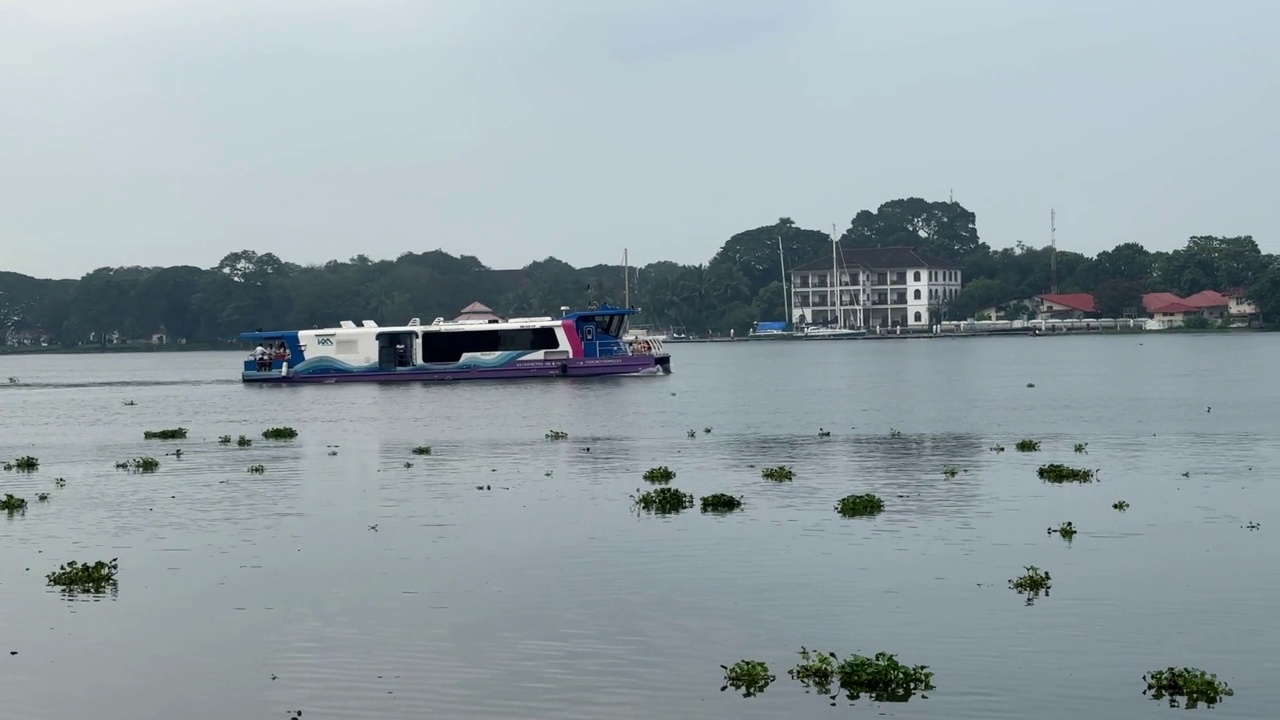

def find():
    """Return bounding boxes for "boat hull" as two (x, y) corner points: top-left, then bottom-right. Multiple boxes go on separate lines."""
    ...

(242, 354), (671, 383)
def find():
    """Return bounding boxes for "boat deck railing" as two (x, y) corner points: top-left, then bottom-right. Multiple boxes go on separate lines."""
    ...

(590, 337), (666, 358)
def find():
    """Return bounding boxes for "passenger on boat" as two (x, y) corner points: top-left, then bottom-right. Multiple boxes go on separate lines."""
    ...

(251, 344), (270, 371)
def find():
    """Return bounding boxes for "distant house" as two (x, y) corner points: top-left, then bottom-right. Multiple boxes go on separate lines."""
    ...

(454, 301), (501, 323)
(1181, 290), (1230, 320)
(1142, 292), (1201, 326)
(788, 246), (961, 329)
(1033, 293), (1096, 320)
(1223, 288), (1260, 325)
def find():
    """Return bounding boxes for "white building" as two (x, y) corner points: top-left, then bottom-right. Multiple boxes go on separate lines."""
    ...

(789, 246), (962, 329)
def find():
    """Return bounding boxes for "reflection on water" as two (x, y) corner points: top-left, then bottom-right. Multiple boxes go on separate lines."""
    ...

(1, 335), (1280, 720)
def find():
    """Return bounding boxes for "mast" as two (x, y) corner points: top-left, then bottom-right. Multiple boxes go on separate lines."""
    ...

(777, 235), (789, 326)
(1050, 209), (1058, 294)
(831, 224), (842, 329)
(623, 248), (630, 308)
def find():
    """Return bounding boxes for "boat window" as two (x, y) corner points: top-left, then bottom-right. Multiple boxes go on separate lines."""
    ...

(421, 328), (560, 363)
(335, 339), (360, 355)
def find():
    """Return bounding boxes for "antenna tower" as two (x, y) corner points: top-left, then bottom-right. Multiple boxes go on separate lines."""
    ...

(1050, 209), (1058, 294)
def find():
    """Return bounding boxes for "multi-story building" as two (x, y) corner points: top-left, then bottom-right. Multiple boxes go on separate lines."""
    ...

(788, 247), (962, 329)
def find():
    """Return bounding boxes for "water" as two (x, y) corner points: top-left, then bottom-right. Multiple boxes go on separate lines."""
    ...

(1, 334), (1278, 719)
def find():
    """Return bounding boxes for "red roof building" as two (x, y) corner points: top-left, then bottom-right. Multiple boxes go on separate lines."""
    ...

(1141, 292), (1184, 314)
(1033, 293), (1096, 319)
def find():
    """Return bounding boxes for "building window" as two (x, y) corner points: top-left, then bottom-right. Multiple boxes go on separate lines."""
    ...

(914, 311), (922, 323)
(913, 289), (921, 300)
(913, 270), (921, 282)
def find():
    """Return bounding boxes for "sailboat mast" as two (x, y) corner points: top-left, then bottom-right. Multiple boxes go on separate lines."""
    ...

(777, 235), (789, 326)
(831, 224), (841, 329)
(623, 248), (630, 308)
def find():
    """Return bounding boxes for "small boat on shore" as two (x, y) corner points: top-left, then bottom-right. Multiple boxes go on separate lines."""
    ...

(795, 325), (865, 340)
(239, 304), (671, 384)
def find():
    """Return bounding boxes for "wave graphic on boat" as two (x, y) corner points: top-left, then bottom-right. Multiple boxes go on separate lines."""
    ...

(290, 351), (531, 376)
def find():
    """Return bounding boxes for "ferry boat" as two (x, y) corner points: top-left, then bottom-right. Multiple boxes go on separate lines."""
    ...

(238, 305), (671, 383)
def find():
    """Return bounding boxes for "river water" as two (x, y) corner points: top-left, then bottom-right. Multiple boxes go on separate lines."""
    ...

(0, 334), (1277, 719)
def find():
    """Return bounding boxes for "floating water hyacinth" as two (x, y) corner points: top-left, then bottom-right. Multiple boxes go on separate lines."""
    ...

(1, 494), (27, 512)
(411, 445), (432, 455)
(1073, 442), (1089, 454)
(1113, 500), (1130, 511)
(46, 559), (119, 594)
(12, 456), (39, 471)
(1143, 667), (1234, 709)
(1015, 439), (1040, 452)
(262, 427), (298, 440)
(835, 493), (884, 518)
(143, 428), (187, 440)
(642, 466), (676, 484)
(115, 457), (160, 473)
(720, 660), (775, 698)
(1037, 464), (1094, 484)
(1009, 566), (1052, 604)
(237, 435), (253, 447)
(1047, 521), (1077, 540)
(833, 651), (935, 703)
(761, 466), (794, 482)
(632, 487), (694, 514)
(699, 493), (743, 513)
(248, 464), (266, 474)
(545, 430), (569, 440)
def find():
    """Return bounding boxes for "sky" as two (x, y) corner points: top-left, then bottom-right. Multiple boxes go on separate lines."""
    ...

(2, 0), (1277, 279)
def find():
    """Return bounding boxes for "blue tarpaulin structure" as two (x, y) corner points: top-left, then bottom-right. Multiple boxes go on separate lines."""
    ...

(753, 321), (787, 333)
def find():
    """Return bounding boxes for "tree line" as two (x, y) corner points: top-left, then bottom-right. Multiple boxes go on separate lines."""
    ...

(3, 197), (1279, 347)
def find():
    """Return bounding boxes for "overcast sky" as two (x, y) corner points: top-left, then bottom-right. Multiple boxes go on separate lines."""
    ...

(2, 0), (1277, 279)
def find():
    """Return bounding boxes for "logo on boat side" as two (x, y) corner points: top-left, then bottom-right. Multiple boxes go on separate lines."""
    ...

(316, 337), (334, 346)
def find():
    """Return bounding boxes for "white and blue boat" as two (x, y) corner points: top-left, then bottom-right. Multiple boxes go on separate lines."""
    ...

(239, 305), (672, 384)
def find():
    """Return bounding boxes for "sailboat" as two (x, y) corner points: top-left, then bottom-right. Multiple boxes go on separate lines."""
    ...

(797, 227), (864, 339)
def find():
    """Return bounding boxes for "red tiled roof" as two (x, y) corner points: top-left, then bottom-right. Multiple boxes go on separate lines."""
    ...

(1035, 293), (1095, 313)
(1150, 301), (1200, 314)
(1141, 292), (1183, 313)
(1182, 290), (1229, 308)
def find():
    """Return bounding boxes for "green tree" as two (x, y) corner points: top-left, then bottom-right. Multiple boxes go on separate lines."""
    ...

(1093, 278), (1144, 318)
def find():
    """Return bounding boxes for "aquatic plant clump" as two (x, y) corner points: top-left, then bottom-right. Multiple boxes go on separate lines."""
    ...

(411, 445), (432, 455)
(835, 493), (885, 518)
(218, 435), (232, 444)
(262, 427), (299, 440)
(990, 444), (1005, 453)
(36, 492), (49, 502)
(942, 467), (959, 479)
(1113, 500), (1130, 511)
(633, 487), (695, 514)
(788, 647), (838, 694)
(545, 430), (569, 440)
(1048, 521), (1077, 540)
(12, 455), (40, 471)
(143, 428), (188, 440)
(761, 466), (795, 482)
(1, 494), (28, 512)
(248, 464), (266, 474)
(642, 466), (676, 484)
(720, 659), (775, 698)
(1037, 464), (1094, 484)
(237, 435), (253, 447)
(1009, 565), (1052, 602)
(1143, 667), (1234, 709)
(700, 493), (743, 513)
(1015, 439), (1041, 452)
(835, 651), (935, 703)
(115, 457), (160, 473)
(1073, 442), (1089, 454)
(46, 558), (119, 594)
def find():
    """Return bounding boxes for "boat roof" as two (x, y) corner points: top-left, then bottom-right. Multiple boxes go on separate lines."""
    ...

(238, 305), (637, 341)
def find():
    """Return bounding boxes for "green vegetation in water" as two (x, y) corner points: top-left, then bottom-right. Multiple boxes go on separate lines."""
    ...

(54, 477), (66, 488)
(990, 444), (1005, 453)
(262, 427), (298, 440)
(720, 659), (775, 698)
(115, 457), (160, 473)
(642, 466), (676, 484)
(632, 487), (695, 514)
(1048, 521), (1077, 540)
(818, 428), (831, 437)
(403, 461), (413, 469)
(411, 445), (432, 455)
(143, 427), (187, 440)
(1037, 464), (1095, 484)
(122, 400), (136, 406)
(761, 466), (795, 482)
(1, 494), (28, 512)
(327, 450), (338, 456)
(1113, 500), (1130, 511)
(1073, 442), (1089, 454)
(889, 428), (903, 438)
(703, 426), (713, 434)
(1015, 439), (1041, 452)
(836, 493), (885, 518)
(700, 493), (743, 513)
(1009, 565), (1052, 603)
(10, 456), (40, 471)
(36, 492), (49, 502)
(788, 647), (838, 694)
(687, 429), (697, 438)
(545, 430), (569, 440)
(218, 435), (232, 444)
(832, 651), (935, 703)
(1143, 667), (1234, 709)
(46, 558), (118, 594)
(237, 435), (252, 447)
(942, 467), (959, 479)
(248, 464), (265, 474)
(1244, 521), (1260, 531)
